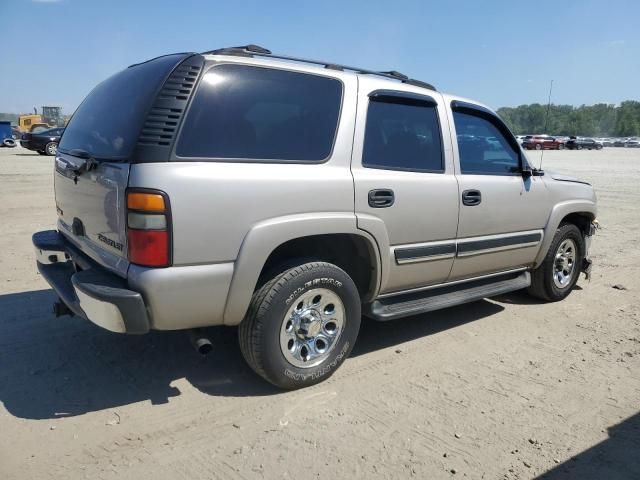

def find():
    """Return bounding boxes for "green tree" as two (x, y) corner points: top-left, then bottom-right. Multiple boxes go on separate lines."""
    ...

(497, 101), (640, 136)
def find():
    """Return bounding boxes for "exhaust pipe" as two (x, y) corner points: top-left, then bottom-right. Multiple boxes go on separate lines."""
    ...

(188, 329), (213, 355)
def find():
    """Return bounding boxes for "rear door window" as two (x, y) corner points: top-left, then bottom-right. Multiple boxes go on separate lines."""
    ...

(362, 96), (443, 172)
(176, 64), (343, 161)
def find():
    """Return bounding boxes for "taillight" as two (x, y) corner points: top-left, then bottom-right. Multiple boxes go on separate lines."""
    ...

(126, 190), (171, 267)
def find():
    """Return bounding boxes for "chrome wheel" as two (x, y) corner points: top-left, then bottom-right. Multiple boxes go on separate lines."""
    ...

(279, 288), (345, 368)
(553, 238), (577, 288)
(46, 142), (57, 156)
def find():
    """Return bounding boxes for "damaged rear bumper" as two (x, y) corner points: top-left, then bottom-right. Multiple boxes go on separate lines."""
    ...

(33, 230), (150, 334)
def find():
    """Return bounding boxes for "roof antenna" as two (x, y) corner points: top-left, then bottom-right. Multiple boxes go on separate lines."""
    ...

(539, 79), (554, 171)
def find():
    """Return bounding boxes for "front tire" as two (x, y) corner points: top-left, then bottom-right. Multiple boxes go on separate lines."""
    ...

(528, 224), (584, 302)
(535, 144), (542, 150)
(239, 262), (361, 389)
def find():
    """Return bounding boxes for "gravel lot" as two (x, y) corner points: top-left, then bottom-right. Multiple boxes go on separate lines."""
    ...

(0, 146), (638, 479)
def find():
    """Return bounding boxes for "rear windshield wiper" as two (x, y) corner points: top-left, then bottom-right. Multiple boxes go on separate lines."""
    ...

(66, 149), (99, 175)
(55, 149), (100, 179)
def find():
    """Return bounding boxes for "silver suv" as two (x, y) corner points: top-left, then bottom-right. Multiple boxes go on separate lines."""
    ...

(33, 45), (597, 389)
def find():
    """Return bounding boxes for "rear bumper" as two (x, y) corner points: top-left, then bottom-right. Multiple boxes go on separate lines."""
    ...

(21, 140), (42, 151)
(33, 230), (149, 334)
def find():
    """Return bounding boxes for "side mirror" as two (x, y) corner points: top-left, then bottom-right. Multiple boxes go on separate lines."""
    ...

(522, 165), (545, 178)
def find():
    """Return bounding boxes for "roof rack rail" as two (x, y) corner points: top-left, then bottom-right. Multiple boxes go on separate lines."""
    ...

(379, 70), (409, 81)
(200, 45), (436, 91)
(205, 44), (272, 56)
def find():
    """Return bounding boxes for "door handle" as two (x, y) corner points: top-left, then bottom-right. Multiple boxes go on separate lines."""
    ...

(462, 189), (482, 206)
(368, 189), (395, 208)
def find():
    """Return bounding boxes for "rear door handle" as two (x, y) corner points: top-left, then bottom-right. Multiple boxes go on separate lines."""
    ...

(462, 189), (482, 206)
(368, 189), (395, 208)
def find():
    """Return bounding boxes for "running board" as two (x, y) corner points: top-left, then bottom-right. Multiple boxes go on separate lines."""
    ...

(366, 271), (531, 321)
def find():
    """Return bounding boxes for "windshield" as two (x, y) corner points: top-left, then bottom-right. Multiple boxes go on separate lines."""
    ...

(58, 54), (187, 160)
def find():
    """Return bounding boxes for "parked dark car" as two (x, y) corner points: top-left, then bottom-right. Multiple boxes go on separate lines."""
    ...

(522, 135), (565, 150)
(20, 127), (64, 155)
(565, 137), (602, 150)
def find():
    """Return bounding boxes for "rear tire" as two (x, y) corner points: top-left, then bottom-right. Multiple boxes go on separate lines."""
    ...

(239, 262), (361, 389)
(45, 142), (57, 156)
(528, 224), (584, 302)
(535, 144), (542, 150)
(558, 143), (565, 150)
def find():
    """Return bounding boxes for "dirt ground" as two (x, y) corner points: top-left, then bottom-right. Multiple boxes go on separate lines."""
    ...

(0, 145), (638, 480)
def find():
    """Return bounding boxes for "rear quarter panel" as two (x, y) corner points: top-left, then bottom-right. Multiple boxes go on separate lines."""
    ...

(128, 160), (357, 265)
(127, 64), (361, 328)
(129, 61), (358, 266)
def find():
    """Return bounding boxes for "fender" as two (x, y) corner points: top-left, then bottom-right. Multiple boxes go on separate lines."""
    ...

(534, 199), (597, 267)
(353, 213), (392, 293)
(223, 213), (383, 325)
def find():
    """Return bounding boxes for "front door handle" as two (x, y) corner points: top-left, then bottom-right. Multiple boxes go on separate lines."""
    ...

(368, 189), (395, 208)
(462, 189), (482, 206)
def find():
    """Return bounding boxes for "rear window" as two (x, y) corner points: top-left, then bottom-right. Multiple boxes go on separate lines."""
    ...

(176, 64), (343, 161)
(363, 98), (443, 172)
(58, 54), (187, 160)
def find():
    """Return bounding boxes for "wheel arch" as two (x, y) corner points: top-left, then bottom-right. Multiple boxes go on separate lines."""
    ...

(534, 201), (596, 267)
(223, 213), (382, 326)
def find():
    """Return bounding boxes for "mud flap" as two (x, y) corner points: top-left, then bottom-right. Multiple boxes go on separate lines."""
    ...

(581, 221), (598, 281)
(581, 258), (593, 281)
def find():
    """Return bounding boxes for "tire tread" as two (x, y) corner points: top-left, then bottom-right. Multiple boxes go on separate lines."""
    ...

(239, 262), (343, 385)
(528, 223), (583, 302)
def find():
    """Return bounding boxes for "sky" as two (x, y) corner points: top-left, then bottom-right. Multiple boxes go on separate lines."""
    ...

(1, 0), (638, 114)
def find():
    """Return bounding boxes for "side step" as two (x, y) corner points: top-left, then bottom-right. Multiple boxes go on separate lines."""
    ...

(366, 271), (531, 321)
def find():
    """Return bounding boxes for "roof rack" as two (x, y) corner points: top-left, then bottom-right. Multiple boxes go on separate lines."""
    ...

(201, 45), (436, 91)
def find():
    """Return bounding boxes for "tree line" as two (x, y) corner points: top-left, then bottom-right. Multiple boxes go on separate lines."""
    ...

(497, 101), (640, 137)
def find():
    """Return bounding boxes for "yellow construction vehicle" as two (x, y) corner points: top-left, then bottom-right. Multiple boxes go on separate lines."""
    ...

(18, 114), (46, 133)
(18, 106), (65, 133)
